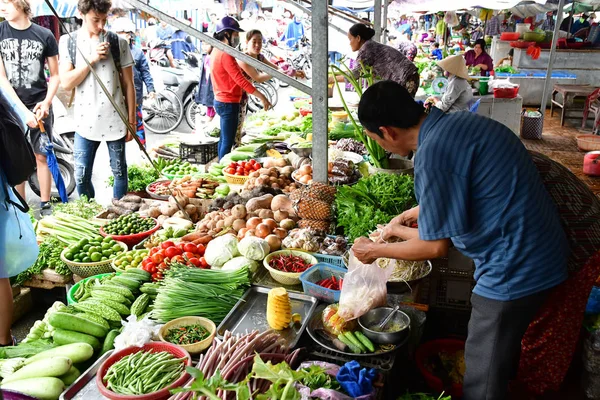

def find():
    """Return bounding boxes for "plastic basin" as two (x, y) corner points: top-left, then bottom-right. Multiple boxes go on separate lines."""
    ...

(100, 218), (160, 249)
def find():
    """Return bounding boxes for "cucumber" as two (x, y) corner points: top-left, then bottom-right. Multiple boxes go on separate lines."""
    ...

(2, 356), (72, 383)
(71, 301), (121, 322)
(118, 273), (147, 283)
(25, 343), (94, 365)
(53, 328), (102, 351)
(343, 331), (367, 352)
(140, 283), (159, 295)
(337, 334), (362, 354)
(354, 331), (375, 352)
(101, 329), (120, 355)
(75, 313), (110, 329)
(110, 276), (141, 291)
(0, 377), (65, 400)
(88, 299), (130, 316)
(59, 366), (80, 386)
(92, 285), (134, 301)
(48, 312), (109, 338)
(90, 290), (132, 306)
(121, 269), (151, 280)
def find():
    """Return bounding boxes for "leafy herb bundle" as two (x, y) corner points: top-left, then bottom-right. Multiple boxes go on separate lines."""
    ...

(52, 196), (103, 219)
(336, 173), (417, 241)
(107, 164), (160, 192)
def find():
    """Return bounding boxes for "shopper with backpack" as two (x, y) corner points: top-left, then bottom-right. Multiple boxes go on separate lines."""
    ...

(0, 0), (60, 215)
(58, 0), (136, 200)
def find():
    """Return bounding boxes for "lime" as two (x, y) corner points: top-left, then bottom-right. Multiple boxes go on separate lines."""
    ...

(112, 244), (122, 252)
(90, 252), (102, 262)
(82, 257), (91, 263)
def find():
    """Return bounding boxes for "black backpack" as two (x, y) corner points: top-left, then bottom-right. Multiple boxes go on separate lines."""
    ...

(0, 106), (35, 212)
(68, 30), (122, 71)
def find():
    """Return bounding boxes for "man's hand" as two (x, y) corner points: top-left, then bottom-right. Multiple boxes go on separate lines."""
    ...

(352, 237), (378, 264)
(147, 91), (156, 99)
(389, 206), (420, 227)
(381, 223), (401, 242)
(24, 109), (38, 129)
(33, 101), (50, 120)
(90, 42), (110, 65)
(125, 117), (136, 142)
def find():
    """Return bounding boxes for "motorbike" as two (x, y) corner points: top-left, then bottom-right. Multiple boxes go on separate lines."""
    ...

(289, 36), (312, 79)
(28, 97), (76, 199)
(148, 39), (171, 67)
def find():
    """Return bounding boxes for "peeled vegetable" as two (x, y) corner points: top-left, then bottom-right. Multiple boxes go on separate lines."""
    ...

(204, 234), (240, 268)
(267, 287), (292, 330)
(238, 236), (270, 261)
(222, 256), (259, 273)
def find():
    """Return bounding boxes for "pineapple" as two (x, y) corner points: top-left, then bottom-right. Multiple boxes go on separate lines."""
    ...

(267, 288), (292, 330)
(306, 182), (336, 203)
(296, 198), (332, 221)
(298, 219), (331, 232)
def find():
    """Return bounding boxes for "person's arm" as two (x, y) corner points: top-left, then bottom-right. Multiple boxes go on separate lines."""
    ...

(119, 65), (136, 140)
(435, 80), (462, 112)
(495, 57), (508, 68)
(59, 39), (107, 91)
(223, 54), (256, 94)
(139, 52), (155, 94)
(352, 236), (450, 263)
(237, 60), (271, 83)
(34, 55), (59, 120)
(0, 61), (37, 128)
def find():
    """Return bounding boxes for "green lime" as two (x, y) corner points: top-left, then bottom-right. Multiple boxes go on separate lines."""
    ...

(82, 256), (91, 263)
(80, 238), (89, 246)
(90, 252), (102, 262)
(83, 244), (91, 252)
(102, 249), (113, 257)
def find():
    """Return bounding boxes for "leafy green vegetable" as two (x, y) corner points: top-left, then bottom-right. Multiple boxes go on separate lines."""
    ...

(107, 164), (160, 192)
(336, 173), (417, 241)
(0, 340), (56, 359)
(300, 115), (312, 133)
(52, 196), (103, 219)
(495, 66), (518, 74)
(264, 125), (302, 137)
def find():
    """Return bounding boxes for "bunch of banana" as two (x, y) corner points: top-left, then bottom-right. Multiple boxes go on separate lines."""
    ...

(266, 287), (292, 330)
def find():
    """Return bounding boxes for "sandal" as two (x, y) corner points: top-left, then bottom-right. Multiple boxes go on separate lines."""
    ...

(0, 336), (17, 347)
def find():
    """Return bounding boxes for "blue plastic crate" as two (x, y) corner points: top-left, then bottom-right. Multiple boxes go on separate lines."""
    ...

(300, 263), (347, 303)
(313, 253), (346, 268)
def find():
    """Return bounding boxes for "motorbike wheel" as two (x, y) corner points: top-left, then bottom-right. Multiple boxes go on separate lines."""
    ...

(28, 158), (76, 200)
(143, 89), (184, 134)
(184, 100), (205, 130)
(247, 84), (271, 113)
(262, 81), (279, 108)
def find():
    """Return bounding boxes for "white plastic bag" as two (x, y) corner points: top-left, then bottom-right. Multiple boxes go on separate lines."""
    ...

(337, 250), (395, 321)
(114, 316), (163, 350)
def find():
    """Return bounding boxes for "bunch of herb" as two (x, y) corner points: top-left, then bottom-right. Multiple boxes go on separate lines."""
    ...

(300, 115), (312, 133)
(336, 173), (417, 241)
(107, 164), (160, 192)
(52, 196), (103, 219)
(12, 237), (71, 285)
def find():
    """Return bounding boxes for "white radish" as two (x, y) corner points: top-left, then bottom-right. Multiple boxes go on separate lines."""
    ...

(2, 356), (71, 383)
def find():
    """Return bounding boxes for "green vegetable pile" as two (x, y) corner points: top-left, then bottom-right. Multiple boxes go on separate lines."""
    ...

(494, 65), (518, 74)
(52, 196), (103, 219)
(162, 161), (198, 177)
(103, 213), (156, 236)
(64, 236), (124, 263)
(107, 164), (161, 192)
(165, 324), (210, 345)
(336, 173), (417, 241)
(300, 115), (312, 133)
(12, 237), (71, 285)
(103, 350), (186, 395)
(264, 124), (302, 137)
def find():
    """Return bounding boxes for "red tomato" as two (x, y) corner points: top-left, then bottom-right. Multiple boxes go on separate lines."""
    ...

(151, 253), (164, 264)
(161, 241), (175, 250)
(145, 261), (157, 273)
(171, 255), (185, 264)
(164, 246), (182, 258)
(183, 251), (196, 259)
(229, 163), (237, 168)
(183, 243), (197, 253)
(236, 167), (244, 175)
(199, 257), (209, 269)
(253, 164), (260, 171)
(149, 247), (159, 255)
(249, 159), (256, 165)
(195, 244), (206, 256)
(188, 257), (201, 267)
(224, 167), (235, 174)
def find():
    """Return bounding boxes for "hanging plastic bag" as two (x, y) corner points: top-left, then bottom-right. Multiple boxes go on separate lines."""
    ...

(337, 250), (395, 321)
(444, 11), (459, 27)
(0, 172), (39, 279)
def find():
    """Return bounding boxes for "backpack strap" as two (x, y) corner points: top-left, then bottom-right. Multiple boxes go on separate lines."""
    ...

(68, 31), (78, 68)
(107, 31), (122, 72)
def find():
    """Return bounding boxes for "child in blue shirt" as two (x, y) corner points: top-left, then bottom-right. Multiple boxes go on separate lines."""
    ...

(430, 42), (443, 60)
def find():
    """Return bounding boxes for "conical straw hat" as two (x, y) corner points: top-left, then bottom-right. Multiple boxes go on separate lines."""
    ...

(437, 55), (469, 80)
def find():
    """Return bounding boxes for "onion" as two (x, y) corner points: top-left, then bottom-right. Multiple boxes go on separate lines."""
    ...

(237, 228), (249, 239)
(258, 209), (274, 220)
(231, 204), (247, 220)
(299, 164), (312, 175)
(274, 228), (287, 240)
(233, 219), (247, 232)
(244, 229), (256, 238)
(263, 218), (278, 232)
(255, 223), (271, 239)
(247, 217), (262, 230)
(265, 235), (282, 252)
(280, 218), (296, 230)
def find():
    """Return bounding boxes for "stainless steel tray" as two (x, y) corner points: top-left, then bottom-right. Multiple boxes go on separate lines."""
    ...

(217, 285), (318, 348)
(251, 266), (304, 293)
(59, 350), (113, 400)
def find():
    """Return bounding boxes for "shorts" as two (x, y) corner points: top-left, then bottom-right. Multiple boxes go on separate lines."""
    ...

(27, 107), (53, 156)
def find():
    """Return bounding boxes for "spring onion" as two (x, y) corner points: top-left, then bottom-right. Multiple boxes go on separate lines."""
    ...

(36, 212), (102, 246)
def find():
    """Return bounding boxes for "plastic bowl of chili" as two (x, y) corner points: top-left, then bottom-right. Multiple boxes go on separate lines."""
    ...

(264, 250), (318, 285)
(158, 316), (216, 354)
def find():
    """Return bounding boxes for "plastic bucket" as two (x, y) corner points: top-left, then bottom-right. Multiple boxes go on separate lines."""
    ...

(479, 77), (490, 95)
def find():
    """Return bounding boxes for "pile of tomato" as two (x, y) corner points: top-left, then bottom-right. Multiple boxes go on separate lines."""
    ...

(141, 240), (208, 281)
(223, 160), (261, 176)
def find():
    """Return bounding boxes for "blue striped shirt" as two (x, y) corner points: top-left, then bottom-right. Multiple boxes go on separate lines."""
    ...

(415, 108), (568, 301)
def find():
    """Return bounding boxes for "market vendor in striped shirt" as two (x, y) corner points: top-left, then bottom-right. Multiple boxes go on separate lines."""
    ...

(351, 80), (569, 400)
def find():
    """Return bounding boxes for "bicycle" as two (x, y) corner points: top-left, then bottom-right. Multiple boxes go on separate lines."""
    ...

(142, 88), (184, 134)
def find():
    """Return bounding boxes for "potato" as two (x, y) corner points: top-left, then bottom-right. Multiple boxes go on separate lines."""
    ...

(157, 215), (168, 225)
(160, 203), (178, 217)
(258, 209), (274, 220)
(216, 220), (225, 230)
(184, 204), (197, 216)
(246, 194), (274, 212)
(224, 216), (235, 227)
(233, 219), (247, 232)
(147, 207), (162, 219)
(274, 210), (289, 222)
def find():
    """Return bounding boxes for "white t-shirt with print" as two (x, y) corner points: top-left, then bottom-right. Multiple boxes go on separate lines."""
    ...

(58, 30), (134, 142)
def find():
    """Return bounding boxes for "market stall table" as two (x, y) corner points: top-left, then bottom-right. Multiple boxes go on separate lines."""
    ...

(551, 84), (599, 126)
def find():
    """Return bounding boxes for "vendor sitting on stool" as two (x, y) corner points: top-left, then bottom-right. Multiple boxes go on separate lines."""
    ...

(426, 55), (473, 113)
(464, 39), (494, 76)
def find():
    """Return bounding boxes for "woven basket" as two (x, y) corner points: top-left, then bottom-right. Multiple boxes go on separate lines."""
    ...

(263, 250), (318, 285)
(521, 110), (543, 140)
(61, 241), (128, 278)
(223, 171), (251, 185)
(577, 135), (600, 152)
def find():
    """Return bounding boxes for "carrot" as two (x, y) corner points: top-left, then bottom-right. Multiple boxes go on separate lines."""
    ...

(192, 235), (213, 245)
(181, 231), (206, 242)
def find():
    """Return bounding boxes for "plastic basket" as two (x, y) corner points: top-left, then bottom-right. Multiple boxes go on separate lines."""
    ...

(521, 110), (543, 140)
(300, 263), (346, 303)
(263, 250), (318, 285)
(313, 253), (346, 268)
(100, 218), (160, 249)
(493, 86), (519, 99)
(67, 272), (117, 305)
(223, 171), (251, 185)
(179, 141), (218, 165)
(61, 241), (128, 278)
(96, 342), (191, 400)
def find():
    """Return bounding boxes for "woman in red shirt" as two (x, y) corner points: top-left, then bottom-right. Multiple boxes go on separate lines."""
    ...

(464, 39), (494, 76)
(211, 17), (271, 159)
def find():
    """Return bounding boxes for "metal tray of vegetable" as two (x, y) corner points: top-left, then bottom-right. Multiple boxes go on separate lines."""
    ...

(60, 350), (113, 400)
(306, 304), (403, 357)
(217, 285), (318, 349)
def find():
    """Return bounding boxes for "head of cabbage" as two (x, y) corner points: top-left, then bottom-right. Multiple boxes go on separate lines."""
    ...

(204, 234), (240, 268)
(221, 256), (259, 273)
(238, 236), (270, 261)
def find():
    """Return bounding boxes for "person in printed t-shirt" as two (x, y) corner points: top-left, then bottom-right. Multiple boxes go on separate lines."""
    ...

(0, 0), (60, 215)
(58, 0), (136, 200)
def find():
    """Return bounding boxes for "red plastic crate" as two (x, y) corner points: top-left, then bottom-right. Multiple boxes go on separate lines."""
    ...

(493, 86), (519, 99)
